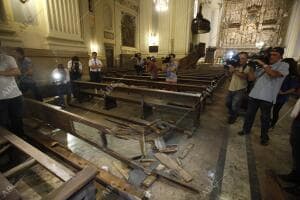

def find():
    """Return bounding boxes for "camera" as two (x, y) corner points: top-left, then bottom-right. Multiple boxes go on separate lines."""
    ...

(223, 54), (240, 70)
(162, 56), (171, 64)
(247, 47), (272, 70)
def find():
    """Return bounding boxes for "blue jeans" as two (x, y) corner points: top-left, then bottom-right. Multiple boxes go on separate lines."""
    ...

(242, 97), (273, 140)
(226, 89), (245, 118)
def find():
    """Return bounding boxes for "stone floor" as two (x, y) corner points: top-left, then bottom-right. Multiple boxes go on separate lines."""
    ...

(11, 81), (298, 200)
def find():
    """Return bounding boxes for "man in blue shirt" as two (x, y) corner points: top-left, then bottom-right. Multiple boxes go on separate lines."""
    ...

(238, 47), (289, 145)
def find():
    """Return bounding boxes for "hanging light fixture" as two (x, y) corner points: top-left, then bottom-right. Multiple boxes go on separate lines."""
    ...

(191, 4), (211, 34)
(153, 0), (169, 12)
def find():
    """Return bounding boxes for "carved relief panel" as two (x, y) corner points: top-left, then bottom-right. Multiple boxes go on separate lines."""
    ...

(219, 0), (293, 49)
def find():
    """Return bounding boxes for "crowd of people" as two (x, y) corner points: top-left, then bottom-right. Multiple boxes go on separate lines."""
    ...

(131, 52), (179, 83)
(225, 47), (300, 192)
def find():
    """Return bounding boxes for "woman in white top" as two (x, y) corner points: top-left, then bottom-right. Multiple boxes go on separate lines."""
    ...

(88, 52), (103, 82)
(165, 54), (178, 83)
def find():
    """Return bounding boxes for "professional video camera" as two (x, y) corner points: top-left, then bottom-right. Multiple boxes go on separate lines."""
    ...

(247, 47), (272, 70)
(162, 56), (171, 64)
(223, 54), (240, 70)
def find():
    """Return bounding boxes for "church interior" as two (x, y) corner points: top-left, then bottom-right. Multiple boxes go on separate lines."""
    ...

(0, 0), (300, 199)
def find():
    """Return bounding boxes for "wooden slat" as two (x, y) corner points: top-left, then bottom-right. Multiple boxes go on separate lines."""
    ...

(102, 77), (207, 93)
(154, 153), (193, 182)
(4, 159), (37, 178)
(0, 173), (21, 200)
(0, 127), (74, 181)
(25, 130), (146, 199)
(73, 80), (202, 107)
(43, 166), (97, 200)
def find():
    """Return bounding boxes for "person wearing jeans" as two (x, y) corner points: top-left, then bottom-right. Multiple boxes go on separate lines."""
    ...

(226, 52), (250, 124)
(238, 47), (289, 145)
(0, 48), (24, 137)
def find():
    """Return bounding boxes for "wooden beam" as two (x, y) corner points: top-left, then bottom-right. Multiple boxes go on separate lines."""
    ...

(0, 144), (11, 155)
(4, 158), (37, 178)
(73, 80), (202, 105)
(154, 153), (193, 182)
(0, 127), (74, 181)
(43, 166), (97, 200)
(102, 77), (207, 93)
(25, 130), (146, 199)
(121, 75), (213, 85)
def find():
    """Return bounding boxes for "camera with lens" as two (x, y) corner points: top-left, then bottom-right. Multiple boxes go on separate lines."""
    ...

(162, 56), (171, 64)
(247, 47), (272, 70)
(223, 54), (240, 70)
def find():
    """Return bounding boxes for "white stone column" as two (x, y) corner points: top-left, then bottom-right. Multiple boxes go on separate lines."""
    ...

(284, 0), (300, 59)
(46, 0), (82, 40)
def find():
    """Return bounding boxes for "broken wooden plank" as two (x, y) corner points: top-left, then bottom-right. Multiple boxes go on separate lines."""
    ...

(0, 127), (74, 181)
(24, 129), (146, 199)
(142, 175), (157, 188)
(4, 158), (37, 178)
(112, 162), (129, 180)
(43, 166), (97, 200)
(0, 173), (21, 200)
(179, 143), (195, 159)
(154, 153), (193, 182)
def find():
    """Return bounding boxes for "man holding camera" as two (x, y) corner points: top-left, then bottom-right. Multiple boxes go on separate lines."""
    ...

(238, 47), (289, 145)
(226, 52), (250, 124)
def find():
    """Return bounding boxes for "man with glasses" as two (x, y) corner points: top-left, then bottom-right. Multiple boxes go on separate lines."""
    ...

(238, 47), (289, 145)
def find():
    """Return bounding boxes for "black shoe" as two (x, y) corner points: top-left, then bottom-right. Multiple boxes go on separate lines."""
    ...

(228, 116), (237, 124)
(260, 139), (269, 146)
(238, 131), (248, 136)
(278, 171), (300, 183)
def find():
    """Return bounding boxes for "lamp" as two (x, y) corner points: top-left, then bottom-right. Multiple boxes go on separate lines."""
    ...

(153, 0), (169, 12)
(191, 4), (211, 34)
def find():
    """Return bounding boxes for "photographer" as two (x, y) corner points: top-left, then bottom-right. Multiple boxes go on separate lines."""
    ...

(51, 64), (71, 108)
(165, 54), (178, 83)
(238, 47), (289, 145)
(67, 56), (82, 98)
(131, 53), (143, 75)
(225, 52), (250, 124)
(15, 47), (43, 101)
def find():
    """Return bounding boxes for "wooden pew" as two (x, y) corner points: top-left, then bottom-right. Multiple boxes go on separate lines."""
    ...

(0, 128), (98, 199)
(101, 77), (208, 93)
(120, 74), (213, 85)
(73, 80), (203, 127)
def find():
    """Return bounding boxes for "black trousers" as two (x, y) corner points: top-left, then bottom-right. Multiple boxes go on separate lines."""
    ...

(242, 97), (273, 140)
(89, 71), (102, 82)
(19, 79), (43, 101)
(271, 102), (285, 127)
(290, 118), (300, 178)
(0, 96), (24, 136)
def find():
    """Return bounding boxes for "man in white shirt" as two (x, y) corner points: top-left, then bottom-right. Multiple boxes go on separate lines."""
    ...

(88, 52), (103, 82)
(0, 47), (24, 136)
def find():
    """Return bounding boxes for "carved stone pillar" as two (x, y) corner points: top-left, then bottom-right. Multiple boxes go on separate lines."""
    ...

(46, 0), (83, 43)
